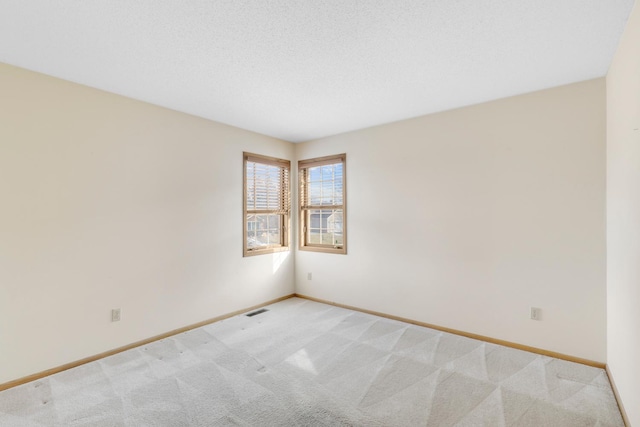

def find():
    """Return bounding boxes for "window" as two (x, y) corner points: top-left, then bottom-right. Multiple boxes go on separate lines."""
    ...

(299, 154), (346, 254)
(243, 152), (290, 256)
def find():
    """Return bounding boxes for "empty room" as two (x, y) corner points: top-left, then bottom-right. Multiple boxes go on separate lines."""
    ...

(1, 0), (639, 426)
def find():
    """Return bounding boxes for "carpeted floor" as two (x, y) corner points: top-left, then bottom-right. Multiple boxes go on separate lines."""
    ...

(0, 297), (624, 426)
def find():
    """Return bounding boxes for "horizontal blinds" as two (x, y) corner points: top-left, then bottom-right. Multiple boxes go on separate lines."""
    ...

(298, 154), (346, 170)
(299, 155), (344, 210)
(246, 155), (290, 215)
(245, 154), (289, 169)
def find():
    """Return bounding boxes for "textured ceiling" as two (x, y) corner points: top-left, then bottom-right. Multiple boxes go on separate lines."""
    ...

(0, 1), (635, 142)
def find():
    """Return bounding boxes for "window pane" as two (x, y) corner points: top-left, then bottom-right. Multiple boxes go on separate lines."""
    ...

(246, 214), (256, 227)
(327, 209), (343, 234)
(267, 214), (280, 229)
(322, 165), (333, 180)
(316, 209), (330, 245)
(255, 215), (267, 246)
(308, 229), (322, 244)
(246, 213), (284, 248)
(309, 181), (321, 205)
(334, 164), (343, 203)
(305, 209), (344, 246)
(246, 214), (258, 248)
(309, 167), (322, 182)
(334, 182), (343, 204)
(267, 224), (282, 245)
(308, 209), (322, 228)
(305, 209), (343, 245)
(319, 209), (331, 231)
(321, 181), (334, 205)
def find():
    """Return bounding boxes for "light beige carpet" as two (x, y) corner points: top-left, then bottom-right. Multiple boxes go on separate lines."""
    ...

(0, 297), (624, 426)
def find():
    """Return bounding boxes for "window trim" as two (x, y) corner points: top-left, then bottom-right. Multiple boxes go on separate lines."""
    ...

(243, 152), (291, 257)
(298, 153), (347, 255)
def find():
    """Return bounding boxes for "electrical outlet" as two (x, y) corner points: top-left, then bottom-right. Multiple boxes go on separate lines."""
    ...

(111, 308), (121, 322)
(530, 307), (541, 321)
(307, 272), (312, 280)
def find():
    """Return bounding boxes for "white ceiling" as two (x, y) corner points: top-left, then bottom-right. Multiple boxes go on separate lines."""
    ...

(0, 1), (635, 143)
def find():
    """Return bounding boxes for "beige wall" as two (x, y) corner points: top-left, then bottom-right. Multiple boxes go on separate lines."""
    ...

(606, 0), (640, 423)
(0, 60), (611, 385)
(0, 63), (295, 384)
(296, 79), (607, 362)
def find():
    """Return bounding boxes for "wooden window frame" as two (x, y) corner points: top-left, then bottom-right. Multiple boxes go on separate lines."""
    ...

(243, 152), (291, 257)
(298, 154), (347, 254)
